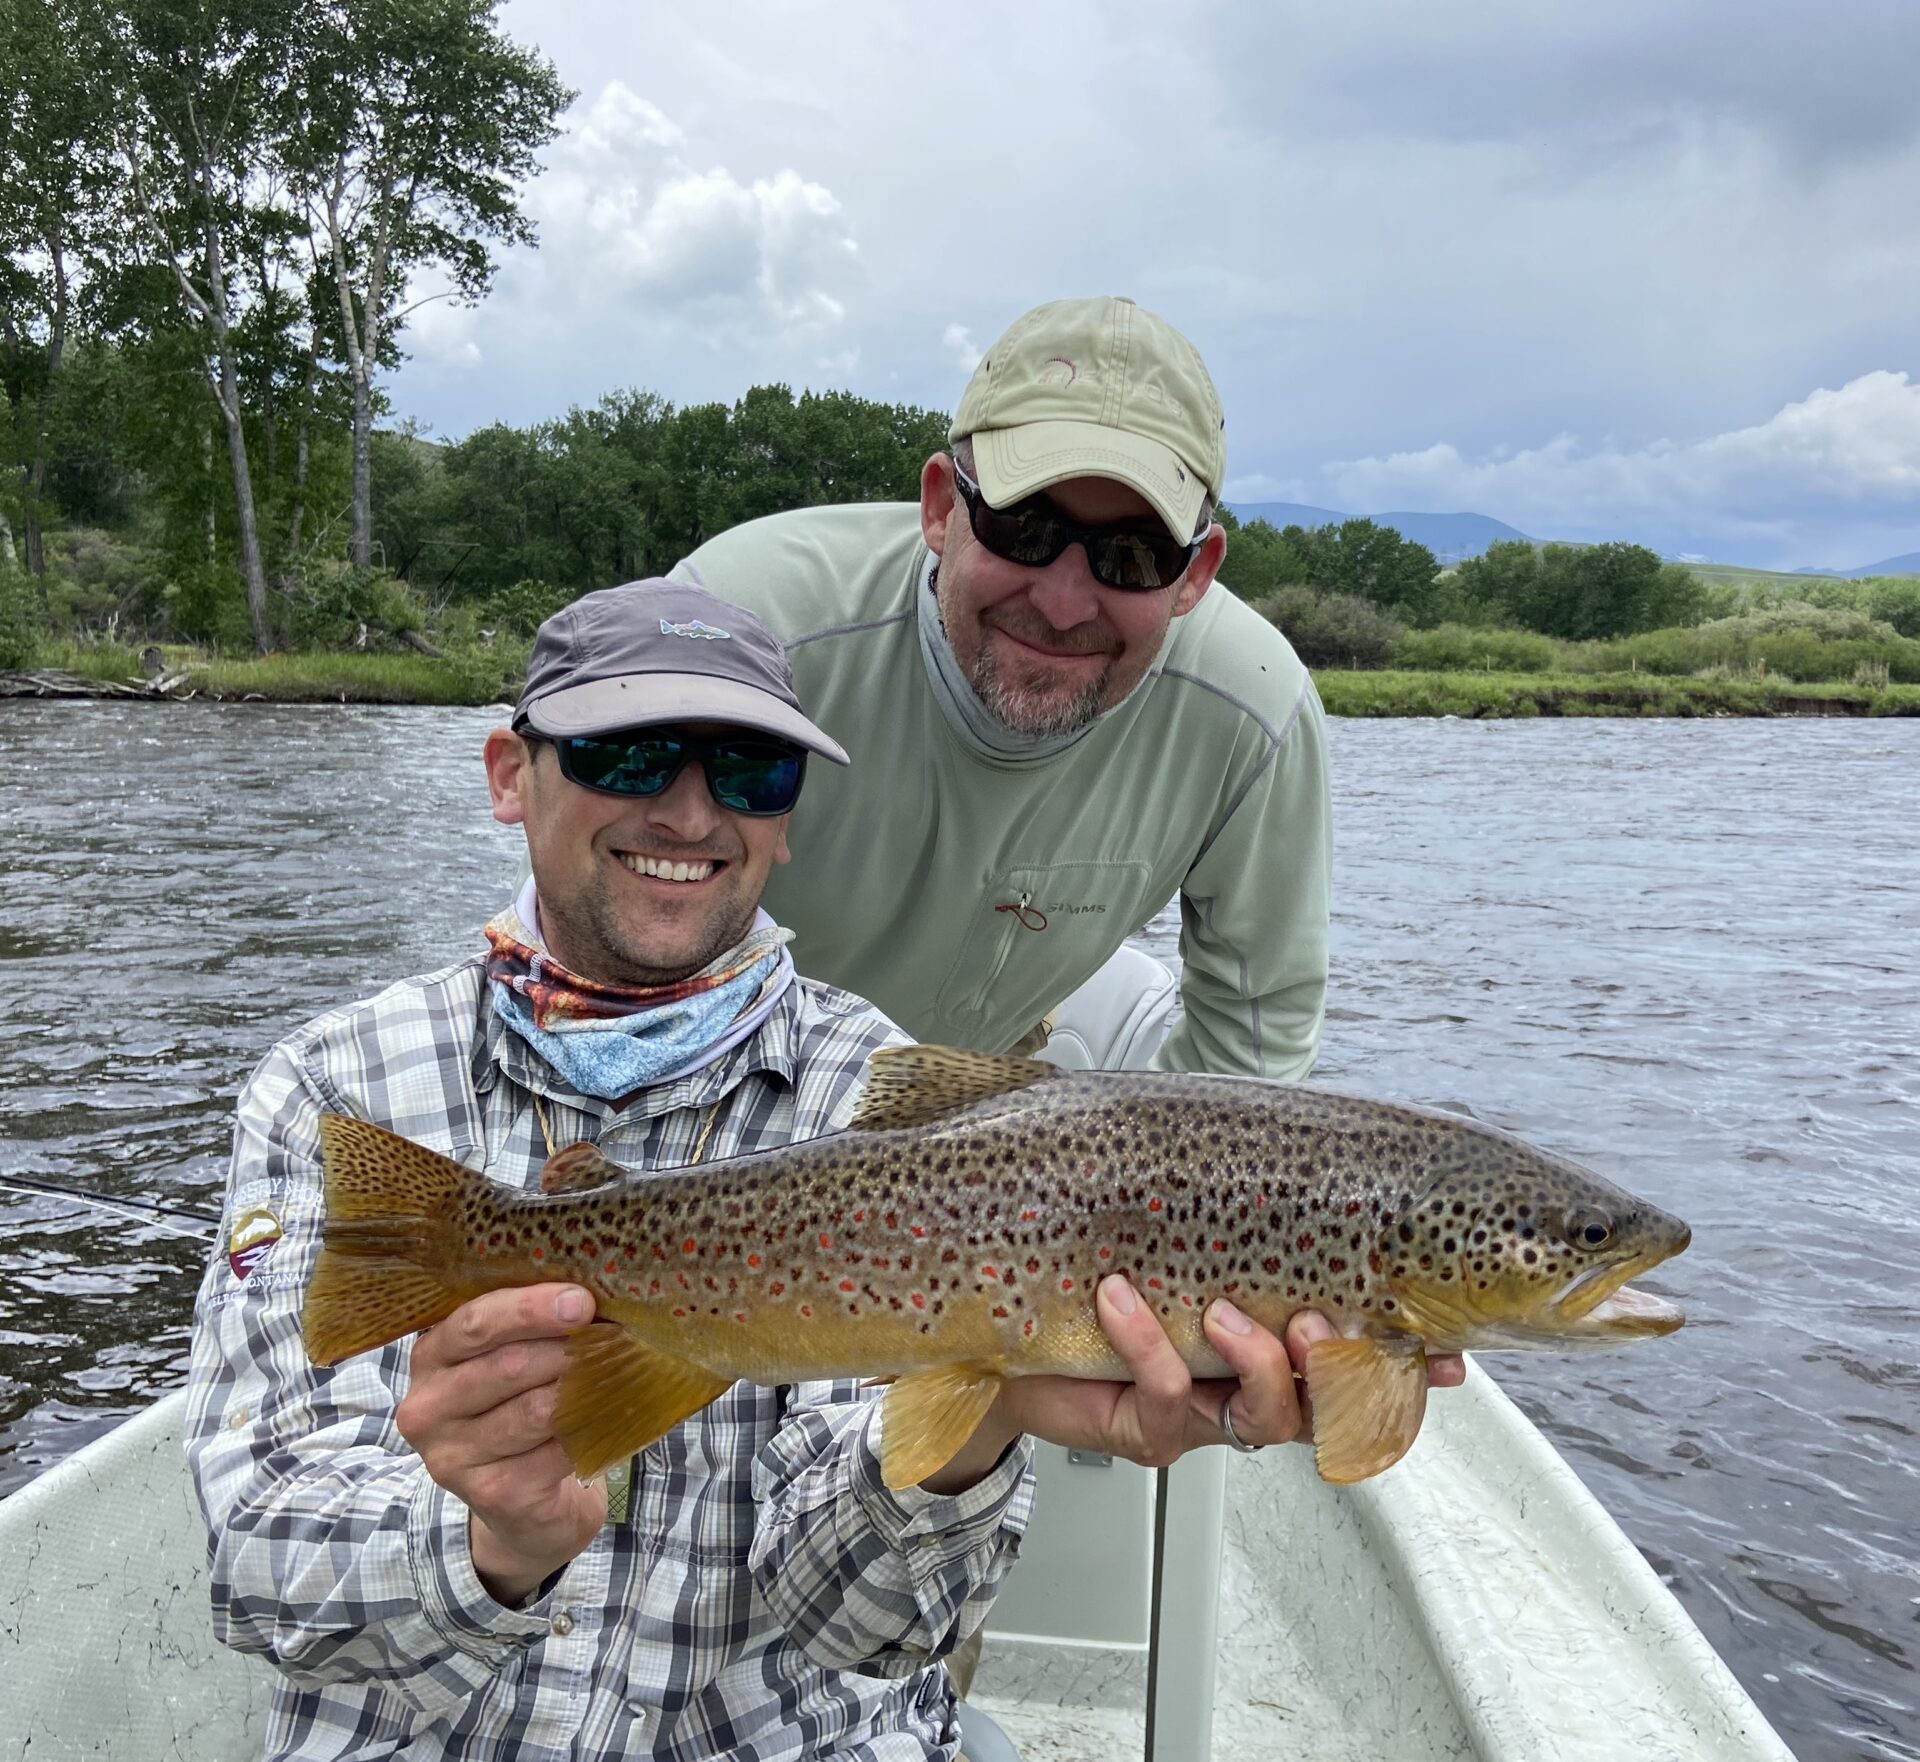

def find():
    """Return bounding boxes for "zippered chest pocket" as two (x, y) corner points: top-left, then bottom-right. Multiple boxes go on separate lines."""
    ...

(934, 860), (1154, 1045)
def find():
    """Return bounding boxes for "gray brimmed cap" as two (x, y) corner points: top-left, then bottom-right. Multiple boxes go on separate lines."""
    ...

(513, 580), (849, 765)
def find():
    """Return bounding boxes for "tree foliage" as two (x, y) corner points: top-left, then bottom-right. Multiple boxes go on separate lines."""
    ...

(1454, 540), (1707, 640)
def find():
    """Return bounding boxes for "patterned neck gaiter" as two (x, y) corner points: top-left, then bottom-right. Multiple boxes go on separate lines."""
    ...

(484, 882), (795, 1099)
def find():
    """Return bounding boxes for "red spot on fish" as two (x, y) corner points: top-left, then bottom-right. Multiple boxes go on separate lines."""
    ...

(872, 1255), (890, 1269)
(604, 1259), (617, 1275)
(748, 1253), (762, 1269)
(1182, 1294), (1195, 1306)
(683, 1238), (698, 1255)
(1296, 1233), (1315, 1251)
(672, 1306), (686, 1318)
(993, 1305), (1009, 1319)
(839, 1279), (857, 1293)
(531, 1247), (545, 1262)
(1026, 1257), (1041, 1274)
(819, 1233), (833, 1250)
(800, 1304), (813, 1318)
(1212, 1240), (1227, 1254)
(1149, 1198), (1164, 1213)
(677, 1272), (690, 1290)
(1263, 1257), (1282, 1274)
(1255, 1193), (1268, 1208)
(912, 1293), (926, 1309)
(1098, 1246), (1112, 1260)
(981, 1265), (999, 1281)
(649, 1279), (661, 1295)
(1060, 1278), (1074, 1293)
(1021, 1209), (1039, 1222)
(735, 1312), (748, 1323)
(854, 1209), (866, 1222)
(911, 1224), (926, 1238)
(1346, 1202), (1364, 1217)
(886, 1212), (899, 1229)
(1023, 1318), (1035, 1337)
(652, 1244), (667, 1260)
(1148, 1277), (1164, 1291)
(771, 1281), (785, 1296)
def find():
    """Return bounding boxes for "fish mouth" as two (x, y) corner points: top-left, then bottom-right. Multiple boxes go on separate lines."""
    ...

(1549, 1237), (1689, 1338)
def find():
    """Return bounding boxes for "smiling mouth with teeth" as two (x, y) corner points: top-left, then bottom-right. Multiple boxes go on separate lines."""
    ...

(619, 853), (720, 884)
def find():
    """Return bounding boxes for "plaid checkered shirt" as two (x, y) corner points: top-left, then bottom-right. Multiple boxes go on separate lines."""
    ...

(185, 954), (1036, 1760)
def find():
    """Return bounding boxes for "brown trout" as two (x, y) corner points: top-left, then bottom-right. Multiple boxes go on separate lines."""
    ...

(304, 1046), (1690, 1488)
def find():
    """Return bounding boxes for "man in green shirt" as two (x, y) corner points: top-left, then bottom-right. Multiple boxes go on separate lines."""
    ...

(672, 294), (1329, 1082)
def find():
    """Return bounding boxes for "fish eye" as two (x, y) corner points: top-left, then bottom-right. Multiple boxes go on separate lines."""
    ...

(1567, 1209), (1614, 1251)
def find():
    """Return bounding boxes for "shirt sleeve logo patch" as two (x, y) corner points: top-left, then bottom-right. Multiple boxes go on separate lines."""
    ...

(228, 1207), (284, 1281)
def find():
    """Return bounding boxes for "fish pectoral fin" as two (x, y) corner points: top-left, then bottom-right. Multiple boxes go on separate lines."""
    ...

(1306, 1335), (1429, 1485)
(848, 1045), (1056, 1133)
(538, 1139), (623, 1194)
(879, 1364), (1006, 1490)
(552, 1326), (732, 1481)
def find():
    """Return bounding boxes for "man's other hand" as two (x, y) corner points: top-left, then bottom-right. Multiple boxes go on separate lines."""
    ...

(397, 1283), (604, 1605)
(920, 1276), (1466, 1492)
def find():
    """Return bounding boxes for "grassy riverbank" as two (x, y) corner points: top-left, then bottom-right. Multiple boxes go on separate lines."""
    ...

(15, 643), (1920, 717)
(1313, 669), (1920, 717)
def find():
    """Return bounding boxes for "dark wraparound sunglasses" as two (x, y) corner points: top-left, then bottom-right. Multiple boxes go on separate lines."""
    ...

(951, 459), (1208, 591)
(530, 726), (808, 816)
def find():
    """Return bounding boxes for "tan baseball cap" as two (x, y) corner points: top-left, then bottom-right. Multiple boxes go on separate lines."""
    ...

(949, 295), (1227, 542)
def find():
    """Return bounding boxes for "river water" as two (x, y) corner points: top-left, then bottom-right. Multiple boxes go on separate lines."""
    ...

(0, 703), (1914, 1762)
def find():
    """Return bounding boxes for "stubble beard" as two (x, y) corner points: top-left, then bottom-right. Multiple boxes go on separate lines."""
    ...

(543, 873), (756, 988)
(968, 641), (1110, 738)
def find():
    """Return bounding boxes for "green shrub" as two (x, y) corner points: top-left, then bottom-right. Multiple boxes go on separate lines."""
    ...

(161, 560), (254, 650)
(478, 578), (576, 638)
(0, 565), (42, 668)
(274, 560), (426, 651)
(1253, 585), (1405, 669)
(1393, 623), (1558, 673)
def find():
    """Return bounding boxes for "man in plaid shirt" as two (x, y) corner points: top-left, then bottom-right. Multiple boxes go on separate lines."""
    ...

(186, 580), (1325, 1760)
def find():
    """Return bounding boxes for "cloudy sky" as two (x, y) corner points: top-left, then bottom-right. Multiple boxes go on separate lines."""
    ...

(390, 0), (1920, 572)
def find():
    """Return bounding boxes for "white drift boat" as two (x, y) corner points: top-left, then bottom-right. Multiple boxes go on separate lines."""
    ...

(0, 1369), (1796, 1762)
(0, 955), (1800, 1760)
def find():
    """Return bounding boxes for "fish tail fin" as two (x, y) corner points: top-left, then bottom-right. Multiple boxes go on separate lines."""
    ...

(302, 1115), (475, 1366)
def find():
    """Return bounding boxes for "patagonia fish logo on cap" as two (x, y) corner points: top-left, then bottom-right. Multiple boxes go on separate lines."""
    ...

(228, 1207), (283, 1281)
(659, 618), (732, 641)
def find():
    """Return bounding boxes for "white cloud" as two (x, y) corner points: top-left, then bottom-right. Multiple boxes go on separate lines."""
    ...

(404, 294), (484, 368)
(1321, 372), (1920, 539)
(942, 324), (982, 374)
(407, 81), (859, 376)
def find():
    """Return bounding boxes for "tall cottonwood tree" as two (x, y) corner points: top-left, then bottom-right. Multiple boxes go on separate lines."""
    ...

(292, 0), (567, 571)
(97, 0), (306, 651)
(0, 0), (119, 578)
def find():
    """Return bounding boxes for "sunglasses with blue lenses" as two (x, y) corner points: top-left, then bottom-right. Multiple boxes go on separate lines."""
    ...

(951, 459), (1208, 591)
(540, 726), (807, 816)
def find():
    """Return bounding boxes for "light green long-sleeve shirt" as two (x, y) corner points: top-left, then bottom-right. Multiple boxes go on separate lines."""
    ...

(673, 503), (1331, 1079)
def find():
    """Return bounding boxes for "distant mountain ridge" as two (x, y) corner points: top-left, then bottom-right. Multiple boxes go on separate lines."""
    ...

(1834, 552), (1920, 579)
(1228, 501), (1531, 561)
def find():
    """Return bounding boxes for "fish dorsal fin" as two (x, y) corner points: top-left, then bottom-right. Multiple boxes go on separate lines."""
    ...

(848, 1045), (1057, 1133)
(540, 1140), (622, 1195)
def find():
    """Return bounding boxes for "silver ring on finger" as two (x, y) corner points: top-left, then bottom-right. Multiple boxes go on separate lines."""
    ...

(1219, 1396), (1263, 1454)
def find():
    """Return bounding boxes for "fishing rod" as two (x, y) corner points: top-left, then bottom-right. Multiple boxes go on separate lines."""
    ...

(0, 1175), (220, 1242)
